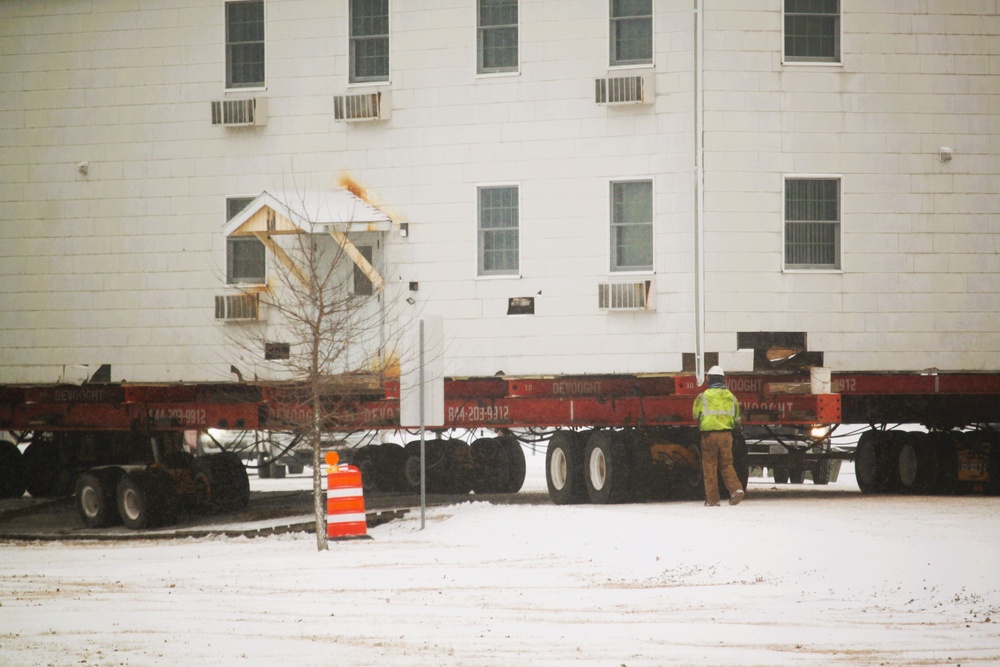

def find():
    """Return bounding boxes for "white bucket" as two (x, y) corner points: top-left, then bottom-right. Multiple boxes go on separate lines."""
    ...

(810, 367), (831, 394)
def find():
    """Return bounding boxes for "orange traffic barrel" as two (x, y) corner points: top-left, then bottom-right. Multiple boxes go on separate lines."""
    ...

(326, 455), (368, 540)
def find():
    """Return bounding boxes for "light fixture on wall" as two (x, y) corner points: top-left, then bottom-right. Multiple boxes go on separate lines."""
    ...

(77, 161), (89, 176)
(938, 147), (953, 162)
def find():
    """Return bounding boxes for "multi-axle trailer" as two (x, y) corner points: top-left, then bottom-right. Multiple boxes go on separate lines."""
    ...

(2, 369), (999, 530)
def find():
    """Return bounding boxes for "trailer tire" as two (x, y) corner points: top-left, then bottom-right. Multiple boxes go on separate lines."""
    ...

(0, 440), (26, 499)
(444, 440), (474, 495)
(403, 439), (453, 494)
(545, 431), (588, 504)
(898, 432), (936, 494)
(788, 469), (805, 484)
(812, 460), (833, 485)
(927, 432), (957, 495)
(771, 467), (789, 484)
(22, 437), (73, 498)
(721, 433), (750, 499)
(377, 443), (407, 493)
(498, 435), (526, 494)
(352, 446), (380, 493)
(584, 431), (632, 504)
(193, 452), (250, 513)
(76, 468), (125, 528)
(471, 438), (506, 494)
(855, 431), (883, 493)
(116, 469), (176, 530)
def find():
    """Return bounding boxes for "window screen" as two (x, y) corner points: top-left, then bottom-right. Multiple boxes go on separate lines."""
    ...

(784, 0), (840, 62)
(226, 1), (265, 88)
(350, 0), (390, 83)
(478, 186), (519, 276)
(478, 0), (518, 74)
(785, 178), (841, 269)
(610, 180), (653, 271)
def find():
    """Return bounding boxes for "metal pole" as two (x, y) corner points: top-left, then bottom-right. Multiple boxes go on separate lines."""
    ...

(693, 0), (706, 385)
(419, 318), (426, 530)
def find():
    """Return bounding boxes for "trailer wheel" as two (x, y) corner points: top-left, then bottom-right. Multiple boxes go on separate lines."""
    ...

(855, 430), (883, 493)
(471, 437), (506, 494)
(75, 468), (125, 528)
(0, 440), (26, 499)
(812, 460), (833, 485)
(377, 443), (407, 493)
(193, 452), (250, 513)
(771, 467), (789, 484)
(402, 441), (423, 493)
(898, 432), (936, 494)
(116, 469), (176, 530)
(722, 433), (750, 498)
(352, 446), (380, 493)
(498, 435), (526, 494)
(444, 440), (474, 495)
(927, 431), (958, 495)
(788, 469), (805, 484)
(403, 439), (452, 494)
(22, 437), (73, 498)
(584, 431), (632, 504)
(545, 431), (588, 504)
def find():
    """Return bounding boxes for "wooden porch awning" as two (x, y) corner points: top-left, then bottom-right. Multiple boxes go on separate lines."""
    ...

(222, 190), (391, 290)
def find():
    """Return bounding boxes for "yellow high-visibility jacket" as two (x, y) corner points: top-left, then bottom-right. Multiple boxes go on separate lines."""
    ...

(693, 387), (741, 432)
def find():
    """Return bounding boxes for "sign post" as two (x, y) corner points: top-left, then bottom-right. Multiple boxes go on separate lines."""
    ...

(400, 315), (444, 530)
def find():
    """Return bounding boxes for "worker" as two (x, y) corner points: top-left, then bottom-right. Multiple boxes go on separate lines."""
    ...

(692, 365), (745, 506)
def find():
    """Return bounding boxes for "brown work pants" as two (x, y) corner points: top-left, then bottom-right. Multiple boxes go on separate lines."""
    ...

(700, 430), (743, 505)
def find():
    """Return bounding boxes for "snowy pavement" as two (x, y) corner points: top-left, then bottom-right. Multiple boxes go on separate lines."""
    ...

(2, 457), (999, 666)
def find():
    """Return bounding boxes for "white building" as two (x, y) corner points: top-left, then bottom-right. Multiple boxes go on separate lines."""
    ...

(1, 1), (998, 384)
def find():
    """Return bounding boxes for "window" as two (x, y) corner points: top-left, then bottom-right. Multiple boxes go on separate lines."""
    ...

(784, 178), (841, 270)
(610, 0), (652, 67)
(478, 0), (518, 74)
(610, 180), (653, 272)
(784, 0), (840, 62)
(226, 196), (266, 284)
(350, 0), (389, 83)
(353, 245), (374, 296)
(478, 185), (519, 276)
(226, 1), (265, 89)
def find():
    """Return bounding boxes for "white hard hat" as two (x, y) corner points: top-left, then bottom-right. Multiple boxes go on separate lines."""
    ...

(707, 365), (724, 376)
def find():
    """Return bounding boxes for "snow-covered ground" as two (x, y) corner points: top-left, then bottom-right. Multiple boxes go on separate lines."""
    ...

(2, 449), (999, 666)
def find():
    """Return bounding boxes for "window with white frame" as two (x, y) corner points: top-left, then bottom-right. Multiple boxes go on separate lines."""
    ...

(478, 185), (519, 276)
(610, 180), (653, 272)
(610, 0), (652, 67)
(784, 0), (840, 62)
(478, 0), (518, 74)
(226, 197), (266, 284)
(350, 0), (389, 83)
(226, 1), (265, 89)
(784, 178), (841, 270)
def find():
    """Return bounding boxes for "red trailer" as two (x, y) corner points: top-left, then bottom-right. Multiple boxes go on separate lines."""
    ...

(1, 370), (998, 529)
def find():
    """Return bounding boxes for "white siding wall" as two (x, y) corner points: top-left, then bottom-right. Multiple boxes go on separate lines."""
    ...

(1, 0), (997, 383)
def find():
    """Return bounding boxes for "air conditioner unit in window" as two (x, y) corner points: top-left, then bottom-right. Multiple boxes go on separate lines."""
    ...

(211, 98), (267, 127)
(334, 91), (390, 122)
(215, 294), (260, 321)
(595, 71), (653, 105)
(598, 280), (653, 311)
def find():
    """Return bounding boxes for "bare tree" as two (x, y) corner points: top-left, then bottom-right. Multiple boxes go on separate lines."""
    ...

(223, 189), (404, 551)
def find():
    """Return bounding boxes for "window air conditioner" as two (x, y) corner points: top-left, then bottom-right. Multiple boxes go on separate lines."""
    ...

(211, 98), (267, 127)
(598, 280), (653, 311)
(334, 91), (390, 122)
(595, 72), (653, 105)
(215, 294), (260, 321)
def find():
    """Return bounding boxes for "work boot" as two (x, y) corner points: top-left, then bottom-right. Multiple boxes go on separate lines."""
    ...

(704, 501), (720, 507)
(728, 489), (745, 506)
